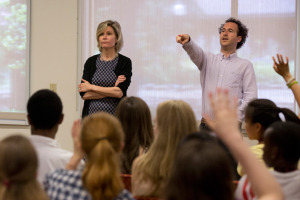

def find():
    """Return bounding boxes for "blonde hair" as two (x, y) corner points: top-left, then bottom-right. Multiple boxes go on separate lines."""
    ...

(135, 100), (198, 195)
(96, 20), (123, 53)
(0, 135), (48, 200)
(81, 112), (124, 200)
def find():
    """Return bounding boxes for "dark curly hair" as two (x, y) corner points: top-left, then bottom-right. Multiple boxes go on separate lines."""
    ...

(218, 17), (248, 49)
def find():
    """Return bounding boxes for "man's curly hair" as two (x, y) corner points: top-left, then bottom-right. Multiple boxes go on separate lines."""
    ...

(218, 17), (248, 50)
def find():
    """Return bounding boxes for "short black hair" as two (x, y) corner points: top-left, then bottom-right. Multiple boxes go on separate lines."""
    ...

(264, 121), (300, 165)
(218, 17), (248, 49)
(27, 89), (63, 129)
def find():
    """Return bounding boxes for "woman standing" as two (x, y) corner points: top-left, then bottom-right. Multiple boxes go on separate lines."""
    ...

(79, 20), (132, 118)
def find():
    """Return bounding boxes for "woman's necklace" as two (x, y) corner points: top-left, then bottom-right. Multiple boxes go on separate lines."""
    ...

(100, 53), (118, 61)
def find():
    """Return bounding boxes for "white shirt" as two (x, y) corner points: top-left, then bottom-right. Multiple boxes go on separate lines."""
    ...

(235, 170), (300, 200)
(29, 135), (73, 185)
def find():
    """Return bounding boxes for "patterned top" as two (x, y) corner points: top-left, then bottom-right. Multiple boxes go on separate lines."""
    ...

(80, 53), (132, 118)
(44, 166), (135, 200)
(88, 55), (120, 115)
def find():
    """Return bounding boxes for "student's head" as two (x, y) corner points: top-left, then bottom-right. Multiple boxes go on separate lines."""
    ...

(27, 89), (63, 130)
(218, 17), (248, 49)
(115, 96), (154, 174)
(80, 112), (124, 200)
(153, 100), (198, 160)
(0, 135), (47, 200)
(244, 99), (300, 142)
(165, 132), (234, 200)
(263, 121), (300, 172)
(136, 100), (198, 195)
(96, 20), (123, 53)
(155, 100), (198, 139)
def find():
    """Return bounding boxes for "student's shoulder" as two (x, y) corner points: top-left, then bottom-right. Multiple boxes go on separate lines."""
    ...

(132, 154), (145, 168)
(46, 168), (82, 185)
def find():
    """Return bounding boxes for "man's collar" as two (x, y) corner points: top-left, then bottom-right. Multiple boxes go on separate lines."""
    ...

(219, 52), (238, 61)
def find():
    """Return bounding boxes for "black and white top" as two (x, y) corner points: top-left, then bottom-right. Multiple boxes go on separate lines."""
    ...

(88, 55), (119, 115)
(44, 166), (135, 200)
(80, 53), (132, 118)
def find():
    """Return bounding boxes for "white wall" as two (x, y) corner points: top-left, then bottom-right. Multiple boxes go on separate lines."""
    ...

(0, 0), (78, 152)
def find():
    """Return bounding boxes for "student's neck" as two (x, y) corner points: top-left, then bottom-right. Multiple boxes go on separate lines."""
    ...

(221, 48), (236, 58)
(31, 126), (57, 139)
(101, 49), (117, 61)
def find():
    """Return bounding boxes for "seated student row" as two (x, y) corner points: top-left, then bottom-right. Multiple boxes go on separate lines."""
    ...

(0, 54), (299, 200)
(0, 89), (292, 200)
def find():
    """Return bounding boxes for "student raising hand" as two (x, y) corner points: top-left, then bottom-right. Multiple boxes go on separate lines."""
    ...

(204, 88), (283, 200)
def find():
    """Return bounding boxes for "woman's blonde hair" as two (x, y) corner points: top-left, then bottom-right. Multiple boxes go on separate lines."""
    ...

(96, 20), (123, 53)
(0, 135), (48, 200)
(135, 100), (198, 195)
(81, 112), (124, 200)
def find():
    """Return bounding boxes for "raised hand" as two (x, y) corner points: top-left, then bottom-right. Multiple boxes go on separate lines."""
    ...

(204, 88), (240, 142)
(176, 34), (190, 45)
(71, 119), (82, 155)
(66, 119), (84, 170)
(205, 88), (283, 200)
(272, 54), (292, 81)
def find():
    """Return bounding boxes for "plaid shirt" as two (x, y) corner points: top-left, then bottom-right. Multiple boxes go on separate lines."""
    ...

(44, 167), (135, 200)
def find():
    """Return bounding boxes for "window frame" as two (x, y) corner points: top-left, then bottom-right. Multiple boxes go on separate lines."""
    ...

(0, 0), (31, 126)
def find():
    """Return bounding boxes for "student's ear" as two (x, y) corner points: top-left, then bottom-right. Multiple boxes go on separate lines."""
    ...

(119, 142), (124, 153)
(58, 114), (64, 124)
(263, 143), (278, 167)
(270, 146), (279, 160)
(253, 122), (264, 141)
(254, 122), (262, 133)
(27, 115), (32, 125)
